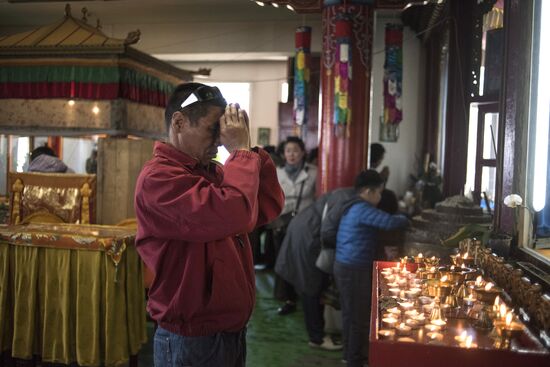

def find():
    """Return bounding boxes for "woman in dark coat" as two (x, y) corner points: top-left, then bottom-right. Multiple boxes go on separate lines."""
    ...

(275, 187), (357, 350)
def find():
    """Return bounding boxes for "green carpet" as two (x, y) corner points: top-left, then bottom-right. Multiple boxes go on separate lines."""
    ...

(139, 271), (344, 366)
(247, 271), (343, 367)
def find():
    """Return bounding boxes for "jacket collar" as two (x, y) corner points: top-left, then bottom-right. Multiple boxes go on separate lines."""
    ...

(153, 141), (220, 176)
(292, 163), (311, 184)
(153, 141), (201, 169)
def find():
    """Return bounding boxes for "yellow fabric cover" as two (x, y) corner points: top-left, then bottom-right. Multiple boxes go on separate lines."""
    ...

(0, 242), (146, 366)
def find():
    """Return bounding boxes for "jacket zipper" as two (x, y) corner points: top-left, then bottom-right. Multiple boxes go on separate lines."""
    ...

(235, 234), (254, 317)
(235, 234), (245, 248)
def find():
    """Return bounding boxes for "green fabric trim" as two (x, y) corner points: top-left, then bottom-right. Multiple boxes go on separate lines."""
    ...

(0, 65), (120, 83)
(0, 242), (147, 366)
(0, 65), (175, 93)
(120, 68), (175, 95)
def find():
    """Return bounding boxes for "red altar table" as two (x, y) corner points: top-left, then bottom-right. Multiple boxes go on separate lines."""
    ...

(369, 261), (550, 367)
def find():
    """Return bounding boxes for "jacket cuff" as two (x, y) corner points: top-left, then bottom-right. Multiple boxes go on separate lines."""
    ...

(228, 149), (259, 161)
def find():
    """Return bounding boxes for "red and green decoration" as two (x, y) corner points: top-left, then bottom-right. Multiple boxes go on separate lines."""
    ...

(294, 26), (312, 126)
(383, 23), (403, 126)
(333, 16), (352, 136)
(0, 63), (176, 107)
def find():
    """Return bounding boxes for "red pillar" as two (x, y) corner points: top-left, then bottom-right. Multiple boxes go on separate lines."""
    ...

(319, 2), (374, 193)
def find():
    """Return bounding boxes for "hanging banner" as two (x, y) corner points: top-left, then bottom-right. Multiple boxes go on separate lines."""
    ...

(333, 16), (352, 135)
(294, 26), (312, 126)
(383, 23), (403, 126)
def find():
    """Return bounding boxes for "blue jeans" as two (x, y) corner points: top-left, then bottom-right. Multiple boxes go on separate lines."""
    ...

(154, 327), (247, 367)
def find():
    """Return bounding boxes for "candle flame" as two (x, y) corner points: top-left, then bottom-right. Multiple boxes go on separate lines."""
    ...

(494, 296), (500, 305)
(440, 275), (448, 282)
(475, 276), (483, 286)
(450, 265), (456, 271)
(460, 330), (467, 341)
(431, 256), (436, 260)
(418, 253), (423, 258)
(500, 304), (507, 319)
(465, 335), (473, 348)
(484, 282), (494, 291)
(506, 312), (513, 326)
(461, 263), (466, 269)
(463, 252), (469, 259)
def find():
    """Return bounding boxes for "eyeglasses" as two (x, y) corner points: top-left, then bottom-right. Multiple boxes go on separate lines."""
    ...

(180, 85), (226, 109)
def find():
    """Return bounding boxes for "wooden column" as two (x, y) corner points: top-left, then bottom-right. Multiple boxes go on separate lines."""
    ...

(441, 0), (475, 197)
(318, 1), (374, 193)
(97, 137), (153, 225)
(496, 0), (533, 233)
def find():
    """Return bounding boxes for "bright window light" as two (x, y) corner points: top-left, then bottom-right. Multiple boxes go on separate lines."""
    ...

(464, 105), (479, 196)
(16, 137), (29, 172)
(210, 82), (250, 113)
(209, 82), (251, 164)
(280, 82), (289, 103)
(532, 0), (550, 212)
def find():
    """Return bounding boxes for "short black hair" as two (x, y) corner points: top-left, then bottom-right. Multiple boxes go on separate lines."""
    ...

(284, 136), (305, 152)
(30, 145), (56, 162)
(263, 145), (276, 154)
(354, 169), (384, 191)
(276, 141), (285, 156)
(164, 82), (226, 133)
(370, 143), (386, 167)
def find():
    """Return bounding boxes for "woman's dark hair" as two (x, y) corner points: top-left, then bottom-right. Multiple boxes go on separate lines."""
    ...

(307, 147), (318, 163)
(370, 143), (386, 167)
(30, 146), (56, 162)
(354, 169), (384, 191)
(284, 136), (305, 152)
(276, 141), (285, 156)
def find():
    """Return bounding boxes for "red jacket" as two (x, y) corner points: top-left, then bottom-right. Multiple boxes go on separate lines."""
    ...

(134, 142), (284, 336)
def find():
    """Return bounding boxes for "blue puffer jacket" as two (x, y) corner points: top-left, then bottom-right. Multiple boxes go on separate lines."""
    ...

(336, 201), (409, 267)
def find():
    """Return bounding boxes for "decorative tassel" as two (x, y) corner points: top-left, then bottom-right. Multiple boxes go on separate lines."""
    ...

(333, 17), (352, 137)
(383, 23), (403, 126)
(294, 26), (311, 126)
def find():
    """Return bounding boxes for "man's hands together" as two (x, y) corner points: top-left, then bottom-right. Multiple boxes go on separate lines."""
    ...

(220, 103), (251, 153)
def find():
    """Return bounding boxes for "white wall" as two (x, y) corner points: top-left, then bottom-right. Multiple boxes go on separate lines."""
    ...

(174, 61), (288, 147)
(370, 15), (425, 197)
(62, 138), (95, 174)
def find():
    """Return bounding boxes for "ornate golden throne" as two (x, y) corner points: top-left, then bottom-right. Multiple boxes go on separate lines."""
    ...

(7, 172), (96, 225)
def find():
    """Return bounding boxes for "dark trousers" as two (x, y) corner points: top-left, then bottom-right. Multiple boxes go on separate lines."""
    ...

(249, 226), (277, 266)
(154, 327), (246, 367)
(273, 229), (297, 302)
(301, 293), (325, 344)
(334, 261), (372, 367)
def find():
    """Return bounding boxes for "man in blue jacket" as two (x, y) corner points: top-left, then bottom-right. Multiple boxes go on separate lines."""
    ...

(334, 170), (409, 367)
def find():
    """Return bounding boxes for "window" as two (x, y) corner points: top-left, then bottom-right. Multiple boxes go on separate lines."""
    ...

(208, 82), (251, 164)
(464, 2), (503, 211)
(520, 0), (550, 257)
